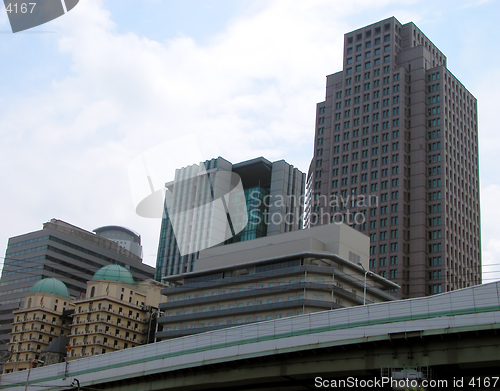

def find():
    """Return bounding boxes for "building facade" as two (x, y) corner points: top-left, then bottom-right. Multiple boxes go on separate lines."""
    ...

(155, 157), (305, 281)
(156, 224), (399, 340)
(0, 219), (155, 344)
(4, 279), (74, 373)
(307, 17), (481, 299)
(68, 265), (163, 360)
(4, 266), (165, 372)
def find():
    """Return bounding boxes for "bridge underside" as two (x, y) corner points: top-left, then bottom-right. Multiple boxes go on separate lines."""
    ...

(89, 328), (500, 391)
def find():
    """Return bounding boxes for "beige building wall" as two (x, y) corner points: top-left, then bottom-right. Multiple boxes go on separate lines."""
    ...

(4, 292), (73, 373)
(68, 279), (163, 360)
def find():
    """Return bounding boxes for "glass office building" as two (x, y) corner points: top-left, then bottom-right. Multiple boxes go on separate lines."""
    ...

(155, 157), (305, 280)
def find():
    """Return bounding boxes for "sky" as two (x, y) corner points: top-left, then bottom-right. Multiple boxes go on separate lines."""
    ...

(0, 0), (499, 283)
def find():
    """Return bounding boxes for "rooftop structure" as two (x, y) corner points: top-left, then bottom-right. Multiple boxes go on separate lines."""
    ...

(93, 225), (142, 258)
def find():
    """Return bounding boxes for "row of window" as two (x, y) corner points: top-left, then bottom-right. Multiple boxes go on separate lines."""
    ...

(428, 191), (442, 201)
(13, 323), (60, 333)
(332, 165), (400, 177)
(167, 295), (307, 316)
(338, 87), (396, 103)
(320, 178), (401, 194)
(377, 269), (398, 279)
(428, 178), (442, 188)
(370, 243), (399, 254)
(347, 35), (390, 53)
(344, 73), (400, 91)
(6, 236), (50, 249)
(336, 106), (401, 119)
(347, 28), (391, 47)
(76, 303), (143, 319)
(318, 147), (401, 165)
(334, 95), (401, 112)
(163, 311), (306, 331)
(316, 215), (400, 229)
(0, 287), (30, 297)
(335, 67), (392, 99)
(346, 56), (391, 74)
(369, 230), (399, 242)
(5, 245), (47, 258)
(16, 311), (66, 323)
(429, 284), (442, 294)
(429, 243), (442, 253)
(168, 279), (308, 302)
(333, 174), (400, 186)
(0, 275), (42, 287)
(370, 256), (399, 267)
(332, 180), (400, 195)
(73, 325), (141, 340)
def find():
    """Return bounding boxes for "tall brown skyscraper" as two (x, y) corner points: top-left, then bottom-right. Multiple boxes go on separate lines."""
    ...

(307, 17), (481, 299)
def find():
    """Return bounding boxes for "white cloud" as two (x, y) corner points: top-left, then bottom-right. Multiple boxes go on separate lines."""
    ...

(0, 0), (497, 276)
(460, 0), (494, 8)
(480, 184), (500, 283)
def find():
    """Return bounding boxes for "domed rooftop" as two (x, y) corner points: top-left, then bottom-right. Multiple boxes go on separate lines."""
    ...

(30, 278), (70, 297)
(92, 264), (135, 284)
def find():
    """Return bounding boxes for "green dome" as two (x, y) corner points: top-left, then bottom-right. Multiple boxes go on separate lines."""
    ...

(30, 278), (70, 297)
(92, 265), (135, 284)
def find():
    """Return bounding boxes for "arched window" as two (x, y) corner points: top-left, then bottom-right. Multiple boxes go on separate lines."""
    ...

(27, 298), (32, 309)
(90, 286), (95, 298)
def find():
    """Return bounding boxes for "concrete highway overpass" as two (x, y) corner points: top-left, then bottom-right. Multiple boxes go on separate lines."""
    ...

(1, 282), (500, 390)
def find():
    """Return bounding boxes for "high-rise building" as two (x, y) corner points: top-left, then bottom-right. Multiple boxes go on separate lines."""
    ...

(307, 17), (481, 299)
(155, 157), (305, 281)
(0, 219), (155, 343)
